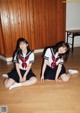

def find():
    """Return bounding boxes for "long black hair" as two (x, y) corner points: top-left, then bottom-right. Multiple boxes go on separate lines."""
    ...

(13, 38), (31, 62)
(53, 41), (70, 61)
(43, 41), (70, 62)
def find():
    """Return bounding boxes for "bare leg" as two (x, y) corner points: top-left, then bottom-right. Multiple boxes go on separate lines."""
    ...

(9, 77), (37, 90)
(60, 73), (70, 82)
(4, 78), (16, 89)
(4, 78), (8, 85)
(21, 77), (37, 86)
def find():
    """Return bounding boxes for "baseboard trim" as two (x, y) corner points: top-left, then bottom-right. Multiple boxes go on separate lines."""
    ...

(0, 49), (44, 62)
(0, 55), (12, 64)
(34, 49), (44, 53)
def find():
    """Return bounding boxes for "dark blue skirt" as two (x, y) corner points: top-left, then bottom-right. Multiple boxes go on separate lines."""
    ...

(7, 67), (36, 83)
(44, 65), (66, 80)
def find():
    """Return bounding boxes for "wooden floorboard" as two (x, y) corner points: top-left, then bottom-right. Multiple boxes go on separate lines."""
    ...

(0, 47), (80, 113)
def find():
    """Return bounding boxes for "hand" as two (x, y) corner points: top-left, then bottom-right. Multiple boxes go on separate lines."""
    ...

(19, 76), (23, 83)
(22, 76), (26, 82)
(41, 75), (44, 82)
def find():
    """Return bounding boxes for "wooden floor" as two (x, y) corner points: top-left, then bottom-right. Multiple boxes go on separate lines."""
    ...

(0, 47), (80, 113)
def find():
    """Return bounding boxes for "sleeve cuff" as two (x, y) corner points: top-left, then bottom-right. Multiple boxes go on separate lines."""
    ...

(44, 56), (49, 60)
(29, 60), (35, 64)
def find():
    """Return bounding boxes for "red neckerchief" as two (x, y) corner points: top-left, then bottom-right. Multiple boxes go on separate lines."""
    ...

(51, 56), (59, 68)
(19, 55), (29, 68)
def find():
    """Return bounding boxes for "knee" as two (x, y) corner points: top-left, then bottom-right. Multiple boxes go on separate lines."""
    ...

(62, 76), (69, 82)
(61, 74), (69, 82)
(4, 83), (9, 88)
(33, 77), (37, 83)
(4, 82), (10, 88)
(31, 77), (37, 84)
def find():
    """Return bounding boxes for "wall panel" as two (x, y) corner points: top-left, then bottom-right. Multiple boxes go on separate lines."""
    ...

(0, 15), (5, 55)
(0, 0), (13, 57)
(0, 0), (66, 58)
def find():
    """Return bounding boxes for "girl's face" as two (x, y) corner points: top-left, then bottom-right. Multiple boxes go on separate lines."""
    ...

(19, 41), (28, 51)
(58, 46), (67, 54)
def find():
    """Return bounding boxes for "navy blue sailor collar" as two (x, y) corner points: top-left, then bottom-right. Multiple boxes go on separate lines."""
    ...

(50, 48), (59, 58)
(19, 51), (32, 58)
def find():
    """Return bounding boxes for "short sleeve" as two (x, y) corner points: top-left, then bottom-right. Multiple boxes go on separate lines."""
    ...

(12, 53), (18, 63)
(59, 58), (64, 64)
(44, 48), (51, 60)
(29, 52), (35, 64)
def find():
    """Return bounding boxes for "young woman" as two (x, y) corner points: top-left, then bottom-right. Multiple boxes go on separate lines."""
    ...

(41, 41), (70, 82)
(2, 38), (37, 90)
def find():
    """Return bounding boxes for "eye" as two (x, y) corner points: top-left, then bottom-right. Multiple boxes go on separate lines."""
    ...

(65, 48), (67, 51)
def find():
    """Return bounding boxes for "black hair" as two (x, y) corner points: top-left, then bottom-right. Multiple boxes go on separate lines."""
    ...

(13, 38), (31, 62)
(53, 41), (70, 61)
(43, 41), (70, 62)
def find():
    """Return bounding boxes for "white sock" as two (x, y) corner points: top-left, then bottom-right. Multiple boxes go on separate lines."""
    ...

(9, 83), (21, 90)
(68, 69), (78, 74)
(2, 74), (8, 78)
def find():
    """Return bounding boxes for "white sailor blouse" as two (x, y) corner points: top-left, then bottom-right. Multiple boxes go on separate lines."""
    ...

(13, 51), (34, 70)
(44, 48), (64, 68)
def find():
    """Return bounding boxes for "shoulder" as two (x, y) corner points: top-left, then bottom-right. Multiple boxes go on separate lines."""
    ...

(27, 50), (34, 56)
(43, 47), (52, 59)
(45, 47), (52, 53)
(28, 51), (35, 58)
(30, 51), (34, 56)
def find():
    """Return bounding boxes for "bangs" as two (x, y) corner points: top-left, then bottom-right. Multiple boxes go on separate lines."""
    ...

(62, 43), (70, 50)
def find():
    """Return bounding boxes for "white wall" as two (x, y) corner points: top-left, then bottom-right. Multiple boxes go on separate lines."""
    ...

(66, 2), (80, 47)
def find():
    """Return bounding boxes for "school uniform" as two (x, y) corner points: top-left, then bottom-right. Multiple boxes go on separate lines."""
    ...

(7, 51), (36, 83)
(44, 48), (66, 80)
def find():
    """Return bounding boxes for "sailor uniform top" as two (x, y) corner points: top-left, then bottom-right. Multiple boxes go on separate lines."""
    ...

(44, 48), (64, 68)
(13, 51), (34, 70)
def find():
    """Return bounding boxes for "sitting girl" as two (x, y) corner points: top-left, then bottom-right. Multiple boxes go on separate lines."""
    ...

(41, 41), (70, 82)
(2, 38), (37, 90)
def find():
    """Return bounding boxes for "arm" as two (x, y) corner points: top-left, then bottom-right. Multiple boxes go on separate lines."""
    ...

(55, 64), (62, 81)
(15, 63), (23, 82)
(41, 59), (48, 81)
(22, 52), (34, 81)
(23, 63), (32, 81)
